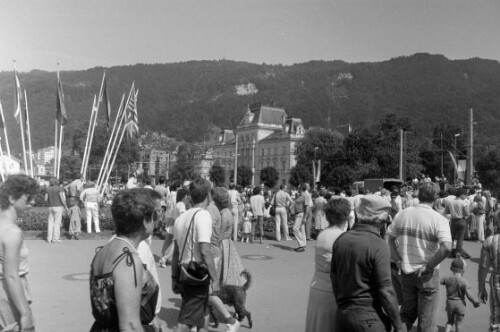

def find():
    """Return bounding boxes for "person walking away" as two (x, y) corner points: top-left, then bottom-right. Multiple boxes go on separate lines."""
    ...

(483, 190), (497, 238)
(478, 214), (500, 331)
(80, 181), (101, 233)
(473, 194), (486, 242)
(45, 177), (67, 243)
(65, 174), (84, 199)
(67, 197), (81, 240)
(249, 187), (265, 244)
(313, 189), (328, 234)
(331, 195), (403, 332)
(444, 188), (470, 258)
(292, 186), (307, 252)
(305, 197), (350, 332)
(387, 182), (452, 332)
(227, 183), (240, 242)
(273, 185), (293, 241)
(171, 179), (239, 332)
(0, 175), (39, 331)
(303, 183), (313, 241)
(154, 176), (169, 201)
(441, 258), (480, 332)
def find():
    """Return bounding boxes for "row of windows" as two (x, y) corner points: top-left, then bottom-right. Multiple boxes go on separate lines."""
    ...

(216, 146), (292, 158)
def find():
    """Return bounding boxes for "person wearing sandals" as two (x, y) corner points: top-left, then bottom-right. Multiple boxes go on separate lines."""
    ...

(0, 175), (38, 332)
(89, 188), (162, 331)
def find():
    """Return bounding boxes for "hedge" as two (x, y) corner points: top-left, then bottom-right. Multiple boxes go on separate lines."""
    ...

(17, 209), (116, 232)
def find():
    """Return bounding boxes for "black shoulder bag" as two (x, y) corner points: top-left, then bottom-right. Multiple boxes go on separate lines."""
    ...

(178, 209), (210, 286)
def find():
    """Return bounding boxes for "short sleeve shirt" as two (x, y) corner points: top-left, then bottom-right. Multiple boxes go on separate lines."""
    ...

(250, 194), (265, 216)
(441, 275), (468, 301)
(387, 204), (451, 273)
(173, 208), (212, 265)
(46, 185), (64, 207)
(303, 191), (313, 208)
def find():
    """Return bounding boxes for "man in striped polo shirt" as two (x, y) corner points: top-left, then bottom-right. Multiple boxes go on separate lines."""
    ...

(478, 217), (500, 331)
(387, 182), (452, 332)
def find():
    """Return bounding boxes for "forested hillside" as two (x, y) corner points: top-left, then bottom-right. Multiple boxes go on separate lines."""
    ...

(0, 53), (499, 152)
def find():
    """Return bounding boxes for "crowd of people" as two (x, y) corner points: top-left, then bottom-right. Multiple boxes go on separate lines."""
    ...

(3, 171), (500, 331)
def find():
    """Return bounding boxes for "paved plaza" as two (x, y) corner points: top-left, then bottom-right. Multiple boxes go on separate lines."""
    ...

(27, 237), (490, 332)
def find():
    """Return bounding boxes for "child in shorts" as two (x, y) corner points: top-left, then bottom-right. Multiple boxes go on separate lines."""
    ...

(68, 197), (81, 240)
(241, 203), (253, 243)
(441, 257), (480, 332)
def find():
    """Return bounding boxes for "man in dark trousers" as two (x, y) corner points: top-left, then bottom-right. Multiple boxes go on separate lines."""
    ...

(331, 195), (403, 332)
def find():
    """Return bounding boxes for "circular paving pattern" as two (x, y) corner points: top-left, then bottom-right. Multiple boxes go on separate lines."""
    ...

(62, 273), (90, 281)
(240, 254), (273, 261)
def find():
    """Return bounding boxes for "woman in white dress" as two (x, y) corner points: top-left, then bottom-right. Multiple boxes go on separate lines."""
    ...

(305, 197), (351, 332)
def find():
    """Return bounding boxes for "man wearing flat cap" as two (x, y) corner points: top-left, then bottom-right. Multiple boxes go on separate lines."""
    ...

(387, 182), (451, 332)
(331, 195), (404, 332)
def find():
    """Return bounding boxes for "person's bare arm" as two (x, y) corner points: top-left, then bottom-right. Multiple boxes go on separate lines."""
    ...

(465, 288), (480, 307)
(59, 191), (67, 210)
(417, 241), (452, 277)
(3, 227), (35, 332)
(200, 242), (219, 292)
(379, 285), (404, 332)
(113, 253), (145, 332)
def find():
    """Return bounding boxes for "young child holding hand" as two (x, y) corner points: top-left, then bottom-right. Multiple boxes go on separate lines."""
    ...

(441, 258), (480, 332)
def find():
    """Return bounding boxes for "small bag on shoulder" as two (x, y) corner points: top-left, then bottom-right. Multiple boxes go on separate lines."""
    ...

(178, 209), (210, 286)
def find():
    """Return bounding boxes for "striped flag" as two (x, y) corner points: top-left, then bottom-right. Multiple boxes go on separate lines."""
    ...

(14, 69), (23, 124)
(125, 85), (139, 138)
(56, 71), (68, 125)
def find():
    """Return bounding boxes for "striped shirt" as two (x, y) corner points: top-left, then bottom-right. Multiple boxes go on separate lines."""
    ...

(387, 204), (452, 273)
(480, 234), (500, 273)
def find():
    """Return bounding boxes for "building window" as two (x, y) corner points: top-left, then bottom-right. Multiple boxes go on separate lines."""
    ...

(268, 148), (271, 155)
(282, 160), (286, 170)
(282, 147), (286, 154)
(262, 148), (264, 156)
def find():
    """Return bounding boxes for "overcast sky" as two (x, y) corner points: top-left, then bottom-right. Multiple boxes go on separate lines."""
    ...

(1, 0), (499, 72)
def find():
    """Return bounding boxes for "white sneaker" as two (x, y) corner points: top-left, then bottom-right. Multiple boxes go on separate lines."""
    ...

(226, 320), (240, 332)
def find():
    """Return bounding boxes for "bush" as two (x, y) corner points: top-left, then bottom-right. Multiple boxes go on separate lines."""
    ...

(17, 208), (116, 232)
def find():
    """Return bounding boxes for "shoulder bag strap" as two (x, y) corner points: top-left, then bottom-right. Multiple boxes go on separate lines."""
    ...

(179, 209), (201, 264)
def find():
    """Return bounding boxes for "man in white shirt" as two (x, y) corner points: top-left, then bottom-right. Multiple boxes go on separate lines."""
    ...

(250, 186), (265, 244)
(302, 183), (313, 240)
(228, 183), (240, 241)
(80, 181), (101, 233)
(171, 179), (240, 332)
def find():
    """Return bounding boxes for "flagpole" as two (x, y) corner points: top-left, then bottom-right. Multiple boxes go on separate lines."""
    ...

(96, 94), (125, 190)
(0, 140), (5, 182)
(54, 120), (58, 176)
(0, 100), (11, 159)
(100, 122), (128, 196)
(19, 96), (27, 175)
(82, 71), (106, 179)
(57, 125), (63, 178)
(81, 96), (97, 178)
(97, 83), (133, 190)
(81, 96), (96, 176)
(24, 90), (34, 177)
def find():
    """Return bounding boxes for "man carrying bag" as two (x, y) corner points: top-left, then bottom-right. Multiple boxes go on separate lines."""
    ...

(171, 179), (240, 332)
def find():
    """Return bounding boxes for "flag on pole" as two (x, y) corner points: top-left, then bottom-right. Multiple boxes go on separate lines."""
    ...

(14, 69), (23, 124)
(0, 100), (4, 129)
(102, 78), (111, 130)
(125, 86), (139, 138)
(56, 71), (68, 126)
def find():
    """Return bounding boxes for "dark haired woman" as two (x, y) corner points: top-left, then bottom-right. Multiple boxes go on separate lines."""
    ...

(89, 188), (161, 331)
(212, 187), (246, 286)
(0, 174), (39, 331)
(305, 198), (350, 332)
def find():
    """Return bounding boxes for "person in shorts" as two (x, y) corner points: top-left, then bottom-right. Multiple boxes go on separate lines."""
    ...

(441, 258), (480, 332)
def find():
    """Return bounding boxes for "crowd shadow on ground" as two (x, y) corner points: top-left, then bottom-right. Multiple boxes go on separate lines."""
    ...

(269, 243), (296, 251)
(160, 298), (181, 330)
